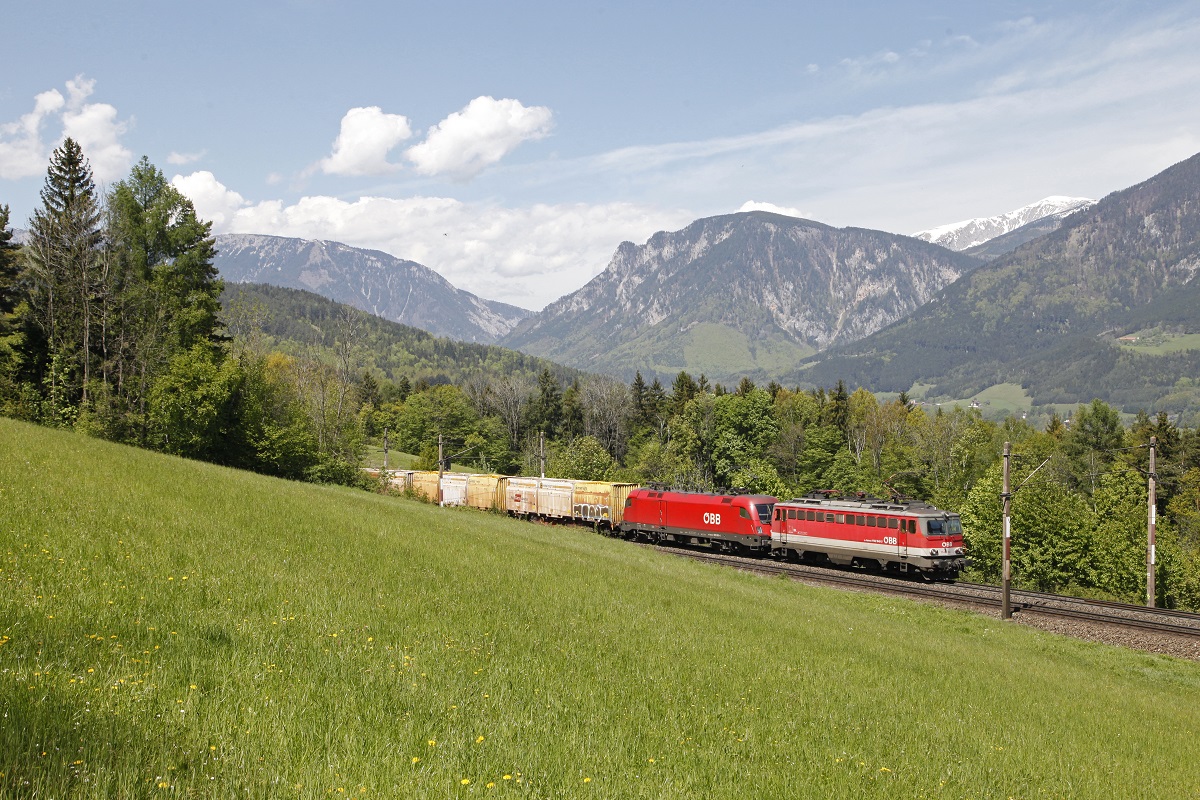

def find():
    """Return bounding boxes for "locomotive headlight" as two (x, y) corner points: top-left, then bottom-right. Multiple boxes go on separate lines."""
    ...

(931, 549), (938, 556)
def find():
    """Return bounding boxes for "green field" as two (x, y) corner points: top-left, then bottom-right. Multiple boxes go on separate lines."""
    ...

(4, 417), (1200, 798)
(1116, 331), (1200, 355)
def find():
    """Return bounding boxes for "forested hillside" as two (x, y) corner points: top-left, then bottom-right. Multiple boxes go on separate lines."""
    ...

(224, 283), (578, 389)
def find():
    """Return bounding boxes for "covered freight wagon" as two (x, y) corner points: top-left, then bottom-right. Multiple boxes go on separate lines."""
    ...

(573, 481), (637, 529)
(466, 474), (505, 511)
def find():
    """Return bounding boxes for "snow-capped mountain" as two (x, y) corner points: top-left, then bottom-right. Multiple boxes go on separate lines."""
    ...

(914, 196), (1095, 251)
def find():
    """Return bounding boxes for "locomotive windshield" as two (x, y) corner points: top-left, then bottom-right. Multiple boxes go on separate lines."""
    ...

(753, 504), (774, 524)
(927, 518), (964, 536)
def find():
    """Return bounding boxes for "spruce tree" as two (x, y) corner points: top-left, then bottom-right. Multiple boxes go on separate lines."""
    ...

(26, 138), (103, 409)
(0, 205), (22, 387)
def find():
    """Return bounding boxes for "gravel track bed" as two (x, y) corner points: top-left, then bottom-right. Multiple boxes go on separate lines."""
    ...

(651, 544), (1200, 662)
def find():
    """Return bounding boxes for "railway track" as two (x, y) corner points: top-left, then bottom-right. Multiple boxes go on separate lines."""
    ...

(649, 544), (1200, 640)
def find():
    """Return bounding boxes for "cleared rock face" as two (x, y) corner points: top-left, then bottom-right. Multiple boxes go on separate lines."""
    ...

(213, 234), (531, 343)
(502, 211), (979, 381)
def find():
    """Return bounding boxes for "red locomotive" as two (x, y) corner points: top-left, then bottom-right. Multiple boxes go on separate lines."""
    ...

(771, 492), (966, 579)
(620, 487), (777, 554)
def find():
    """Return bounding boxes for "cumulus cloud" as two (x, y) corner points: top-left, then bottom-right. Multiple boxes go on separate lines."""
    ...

(171, 170), (687, 309)
(738, 201), (810, 219)
(171, 171), (249, 229)
(0, 89), (65, 179)
(0, 76), (132, 183)
(319, 106), (413, 176)
(405, 96), (553, 179)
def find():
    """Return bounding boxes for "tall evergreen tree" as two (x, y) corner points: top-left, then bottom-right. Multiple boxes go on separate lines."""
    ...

(0, 204), (22, 390)
(106, 157), (222, 431)
(529, 367), (563, 437)
(25, 138), (103, 409)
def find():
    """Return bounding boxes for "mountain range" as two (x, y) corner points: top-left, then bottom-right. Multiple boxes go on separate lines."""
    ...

(212, 234), (531, 344)
(500, 213), (979, 383)
(802, 152), (1200, 414)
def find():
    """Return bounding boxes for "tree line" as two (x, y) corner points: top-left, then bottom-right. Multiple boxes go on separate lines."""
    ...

(4, 141), (1200, 610)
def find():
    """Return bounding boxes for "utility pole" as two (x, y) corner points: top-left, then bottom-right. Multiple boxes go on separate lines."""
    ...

(999, 443), (1051, 622)
(539, 430), (546, 478)
(1148, 435), (1157, 608)
(1001, 441), (1012, 620)
(438, 433), (444, 507)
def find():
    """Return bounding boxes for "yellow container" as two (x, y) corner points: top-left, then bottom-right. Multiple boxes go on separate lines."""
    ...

(573, 482), (638, 527)
(466, 474), (504, 511)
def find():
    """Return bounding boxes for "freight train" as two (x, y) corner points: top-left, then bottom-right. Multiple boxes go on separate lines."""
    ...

(373, 470), (967, 580)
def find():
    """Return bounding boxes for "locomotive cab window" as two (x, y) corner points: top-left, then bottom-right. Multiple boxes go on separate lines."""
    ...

(739, 507), (751, 519)
(927, 520), (944, 534)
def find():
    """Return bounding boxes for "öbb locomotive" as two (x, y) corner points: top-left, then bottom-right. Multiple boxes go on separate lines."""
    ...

(619, 487), (966, 579)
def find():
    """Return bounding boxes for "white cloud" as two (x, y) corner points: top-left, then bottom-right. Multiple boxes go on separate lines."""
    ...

(172, 169), (687, 309)
(167, 150), (206, 165)
(0, 89), (65, 179)
(59, 75), (132, 182)
(738, 201), (810, 219)
(405, 96), (553, 179)
(0, 76), (132, 183)
(171, 171), (249, 229)
(319, 106), (413, 176)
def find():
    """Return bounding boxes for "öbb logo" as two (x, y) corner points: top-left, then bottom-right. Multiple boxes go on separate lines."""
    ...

(702, 512), (722, 525)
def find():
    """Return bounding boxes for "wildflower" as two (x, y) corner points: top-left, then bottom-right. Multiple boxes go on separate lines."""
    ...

(584, 777), (592, 783)
(460, 778), (471, 785)
(476, 735), (485, 743)
(412, 757), (420, 764)
(487, 783), (495, 788)
(503, 775), (512, 780)
(428, 739), (436, 746)
(880, 767), (892, 773)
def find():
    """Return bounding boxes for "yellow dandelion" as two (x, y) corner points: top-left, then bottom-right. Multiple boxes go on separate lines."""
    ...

(503, 775), (512, 780)
(880, 767), (892, 773)
(412, 757), (420, 764)
(584, 777), (592, 783)
(476, 735), (485, 743)
(460, 778), (471, 785)
(487, 782), (495, 788)
(428, 739), (436, 746)
(158, 781), (169, 788)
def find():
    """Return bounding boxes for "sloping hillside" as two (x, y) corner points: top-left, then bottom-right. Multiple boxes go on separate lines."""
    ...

(4, 417), (1200, 798)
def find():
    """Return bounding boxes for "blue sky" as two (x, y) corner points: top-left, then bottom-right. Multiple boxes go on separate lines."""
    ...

(3, 1), (1200, 309)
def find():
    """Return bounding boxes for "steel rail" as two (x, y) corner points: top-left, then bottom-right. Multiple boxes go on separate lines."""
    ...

(648, 543), (1200, 639)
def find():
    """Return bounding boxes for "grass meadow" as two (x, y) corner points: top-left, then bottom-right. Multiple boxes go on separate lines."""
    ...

(3, 417), (1200, 798)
